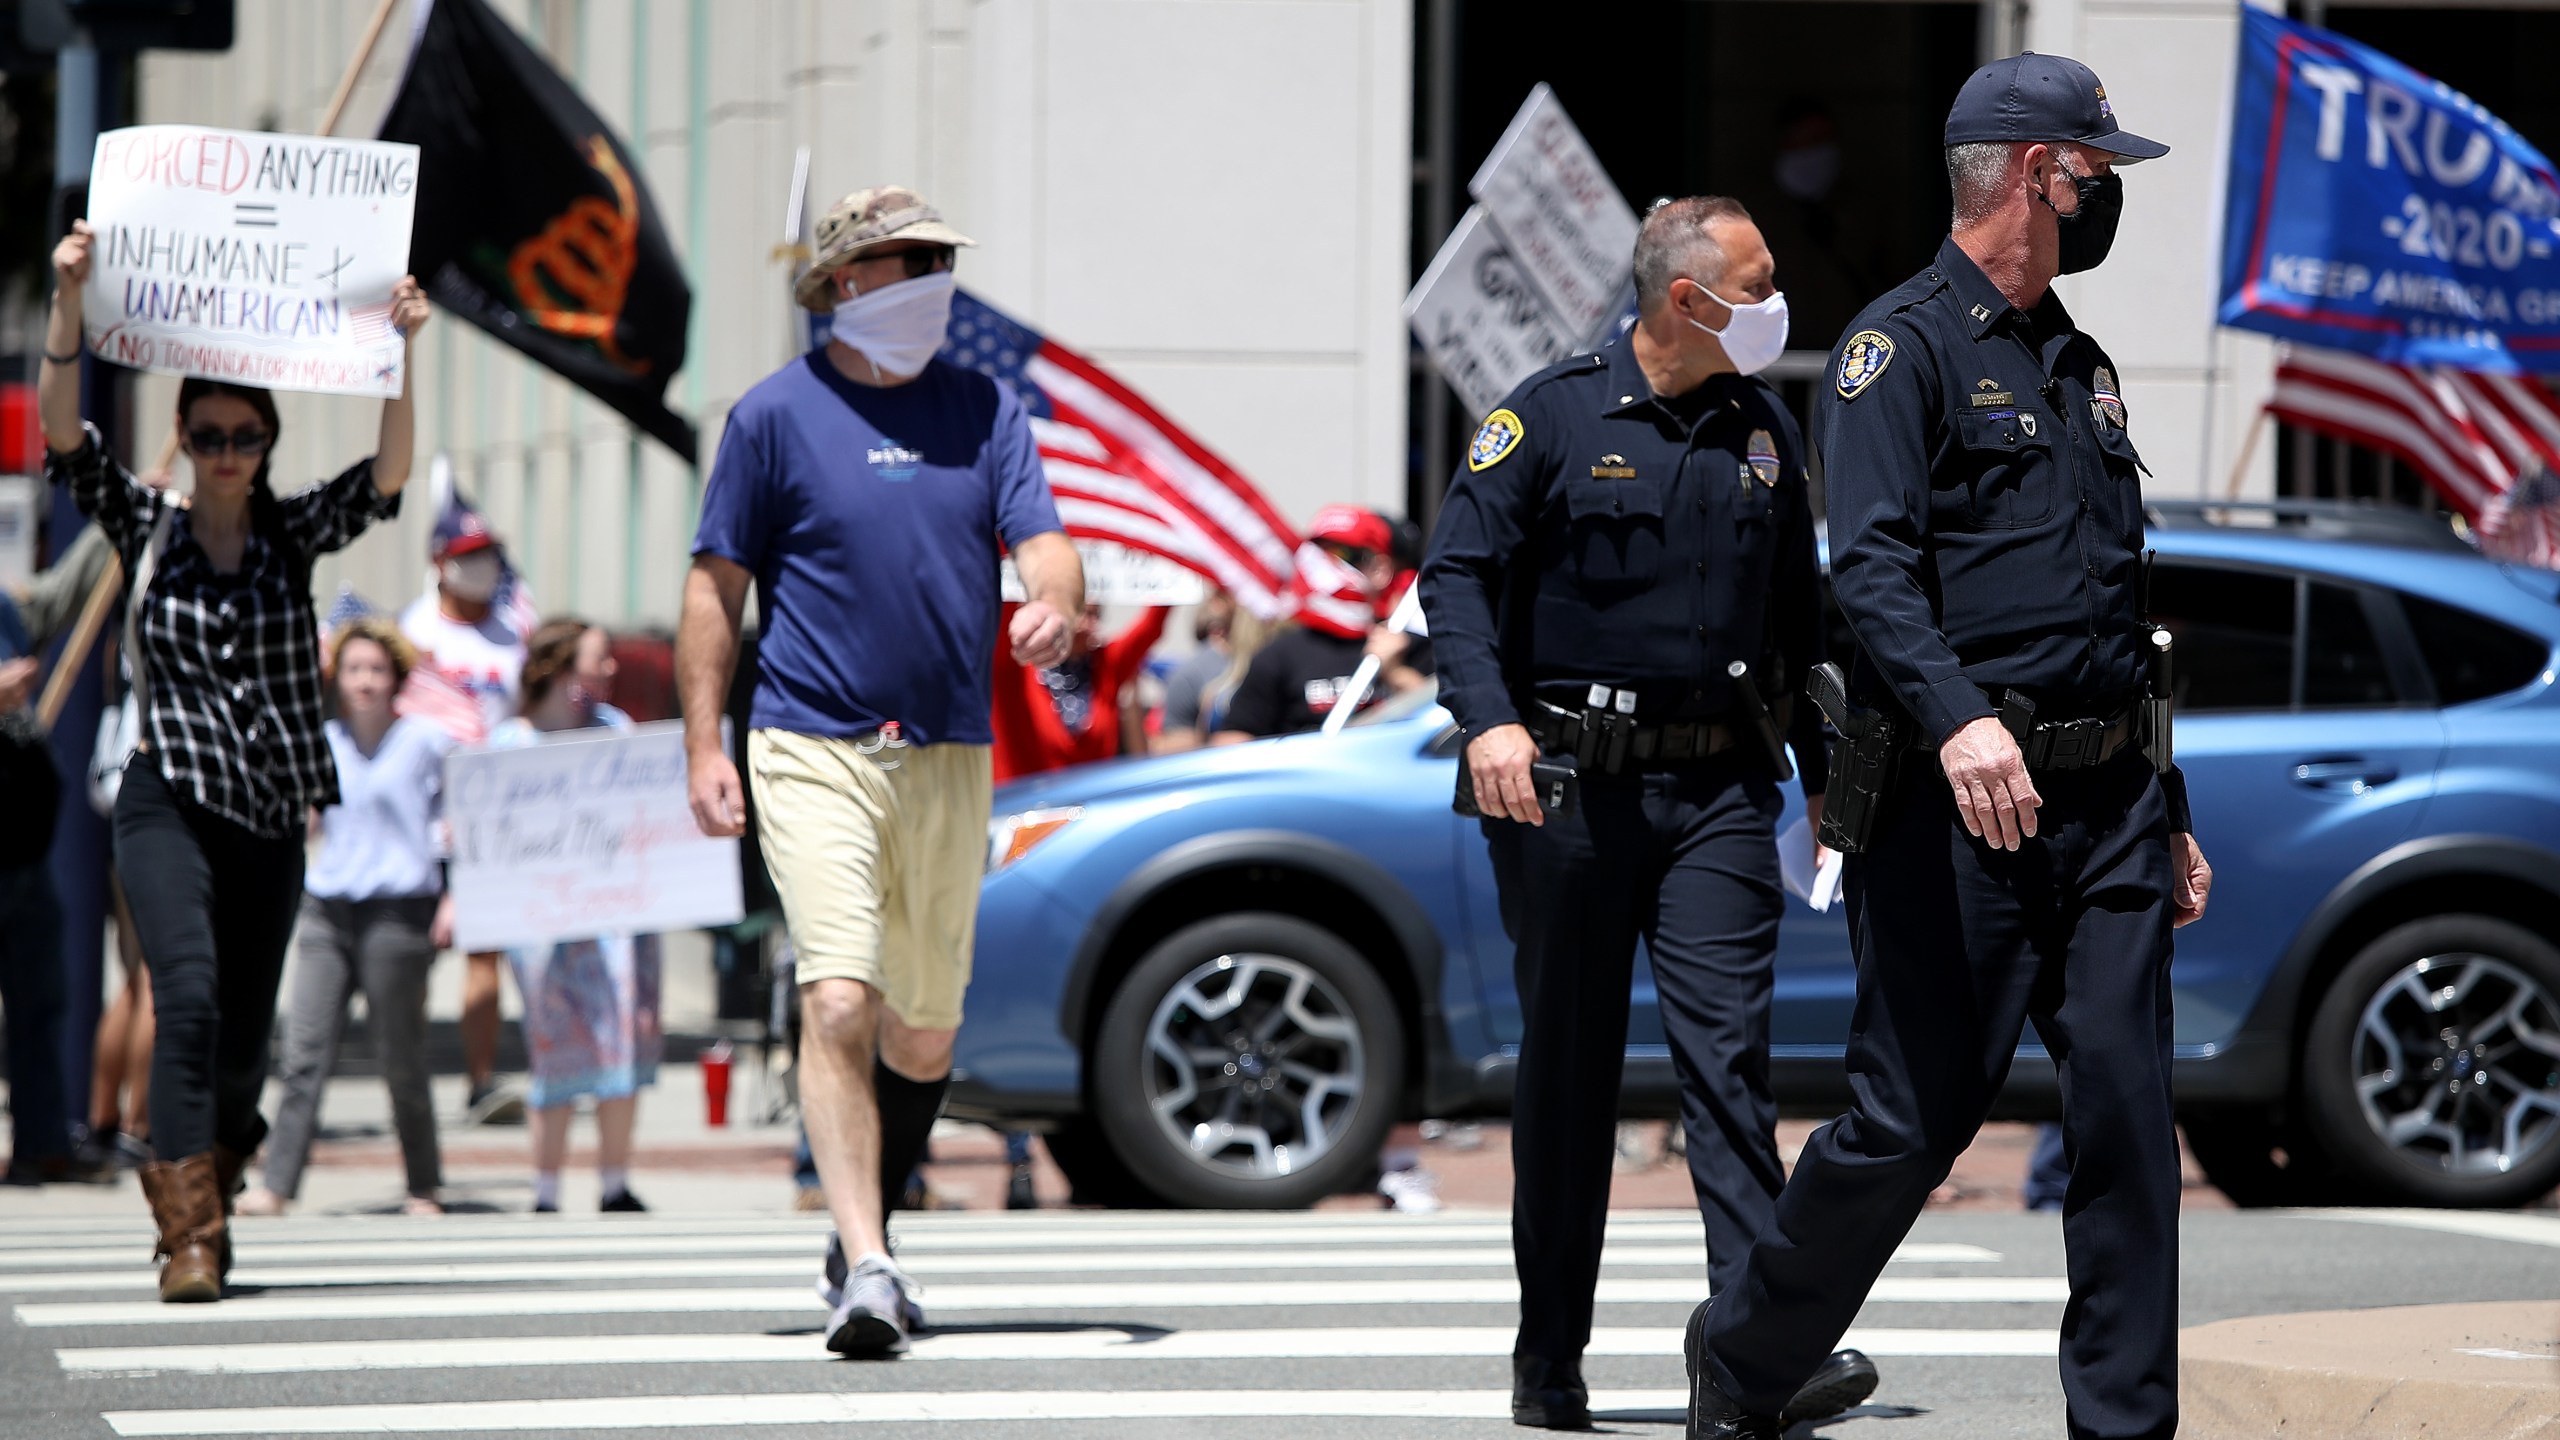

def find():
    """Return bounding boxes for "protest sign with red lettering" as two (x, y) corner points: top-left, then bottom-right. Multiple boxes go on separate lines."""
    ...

(82, 125), (419, 398)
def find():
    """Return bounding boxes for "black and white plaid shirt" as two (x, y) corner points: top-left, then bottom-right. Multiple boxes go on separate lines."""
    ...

(55, 424), (400, 839)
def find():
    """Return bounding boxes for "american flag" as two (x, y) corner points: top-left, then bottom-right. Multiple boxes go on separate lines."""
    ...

(2271, 345), (2560, 567)
(349, 303), (398, 346)
(939, 290), (1302, 617)
(2481, 468), (2560, 569)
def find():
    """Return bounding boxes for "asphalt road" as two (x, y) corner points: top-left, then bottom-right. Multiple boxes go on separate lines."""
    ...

(4, 1201), (2558, 1439)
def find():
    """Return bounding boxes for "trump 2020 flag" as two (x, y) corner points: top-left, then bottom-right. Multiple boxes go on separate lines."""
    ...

(377, 0), (697, 461)
(2219, 9), (2560, 372)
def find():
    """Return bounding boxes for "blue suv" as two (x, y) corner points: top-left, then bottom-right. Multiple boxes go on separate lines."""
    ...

(953, 505), (2560, 1211)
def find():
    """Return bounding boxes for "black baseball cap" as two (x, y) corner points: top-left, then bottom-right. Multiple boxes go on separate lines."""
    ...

(1944, 53), (2169, 162)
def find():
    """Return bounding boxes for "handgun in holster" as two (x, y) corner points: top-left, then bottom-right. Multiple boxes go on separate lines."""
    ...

(1807, 661), (1901, 854)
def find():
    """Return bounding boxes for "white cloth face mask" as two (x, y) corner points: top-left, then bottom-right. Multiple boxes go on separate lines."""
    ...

(830, 269), (958, 378)
(1686, 284), (1790, 377)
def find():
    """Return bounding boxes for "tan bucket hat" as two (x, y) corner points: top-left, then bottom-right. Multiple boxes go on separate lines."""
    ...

(794, 185), (977, 312)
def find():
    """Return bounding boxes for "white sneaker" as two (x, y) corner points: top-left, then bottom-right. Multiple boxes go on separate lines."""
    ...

(1378, 1164), (1444, 1214)
(824, 1250), (919, 1357)
(819, 1236), (927, 1336)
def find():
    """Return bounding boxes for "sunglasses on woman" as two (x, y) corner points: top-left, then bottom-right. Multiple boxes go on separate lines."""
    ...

(186, 426), (272, 457)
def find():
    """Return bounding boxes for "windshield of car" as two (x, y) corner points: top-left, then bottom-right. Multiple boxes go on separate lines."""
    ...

(1347, 677), (1442, 728)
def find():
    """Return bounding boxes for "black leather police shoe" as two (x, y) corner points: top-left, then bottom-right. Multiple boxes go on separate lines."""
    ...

(1782, 1348), (1880, 1426)
(1511, 1355), (1591, 1430)
(1683, 1300), (1784, 1439)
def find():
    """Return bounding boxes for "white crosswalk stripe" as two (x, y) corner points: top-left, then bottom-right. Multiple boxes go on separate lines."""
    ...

(0, 1242), (2004, 1293)
(59, 1325), (2060, 1376)
(0, 1235), (2002, 1275)
(101, 1389), (1702, 1436)
(9, 1208), (2066, 1437)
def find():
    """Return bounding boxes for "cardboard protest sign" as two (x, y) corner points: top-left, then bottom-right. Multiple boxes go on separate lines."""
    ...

(1467, 84), (1640, 345)
(83, 125), (419, 398)
(1002, 539), (1212, 607)
(444, 720), (743, 952)
(1404, 206), (1583, 418)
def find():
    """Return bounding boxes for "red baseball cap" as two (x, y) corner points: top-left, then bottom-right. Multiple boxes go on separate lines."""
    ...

(432, 506), (500, 560)
(1306, 504), (1393, 558)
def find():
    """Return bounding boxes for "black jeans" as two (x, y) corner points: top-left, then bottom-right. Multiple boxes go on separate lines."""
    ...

(0, 860), (70, 1167)
(114, 763), (306, 1163)
(1703, 750), (2179, 1440)
(1486, 756), (1788, 1366)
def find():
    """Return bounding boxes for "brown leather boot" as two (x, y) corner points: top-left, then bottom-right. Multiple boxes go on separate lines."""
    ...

(137, 1155), (225, 1303)
(209, 1144), (245, 1277)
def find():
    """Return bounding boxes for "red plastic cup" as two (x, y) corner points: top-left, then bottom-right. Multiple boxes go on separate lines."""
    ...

(702, 1041), (733, 1128)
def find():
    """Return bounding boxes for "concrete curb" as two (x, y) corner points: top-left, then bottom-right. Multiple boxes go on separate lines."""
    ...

(2182, 1301), (2560, 1439)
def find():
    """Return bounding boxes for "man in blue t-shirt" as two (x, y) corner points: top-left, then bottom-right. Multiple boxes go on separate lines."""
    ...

(677, 186), (1082, 1358)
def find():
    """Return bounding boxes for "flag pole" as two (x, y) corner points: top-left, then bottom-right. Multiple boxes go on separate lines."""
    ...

(319, 0), (404, 138)
(2221, 407), (2273, 501)
(33, 554), (122, 734)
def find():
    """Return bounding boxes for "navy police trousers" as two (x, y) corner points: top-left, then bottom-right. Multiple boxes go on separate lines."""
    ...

(1702, 748), (2180, 1440)
(1487, 755), (1788, 1367)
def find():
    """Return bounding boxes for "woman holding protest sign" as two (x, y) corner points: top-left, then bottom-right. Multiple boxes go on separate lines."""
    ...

(492, 619), (664, 1214)
(41, 219), (431, 1303)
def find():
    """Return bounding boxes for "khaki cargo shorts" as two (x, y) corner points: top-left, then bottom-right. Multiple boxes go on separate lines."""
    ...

(748, 728), (992, 1030)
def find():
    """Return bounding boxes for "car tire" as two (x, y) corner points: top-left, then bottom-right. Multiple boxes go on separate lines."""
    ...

(1089, 913), (1404, 1210)
(2180, 1111), (2342, 1209)
(2303, 915), (2560, 1208)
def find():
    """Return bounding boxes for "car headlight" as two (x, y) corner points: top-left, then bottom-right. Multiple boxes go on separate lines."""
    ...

(987, 806), (1082, 873)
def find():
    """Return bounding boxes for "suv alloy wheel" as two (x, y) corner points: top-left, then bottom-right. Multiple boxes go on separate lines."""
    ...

(2304, 915), (2560, 1207)
(1090, 913), (1404, 1209)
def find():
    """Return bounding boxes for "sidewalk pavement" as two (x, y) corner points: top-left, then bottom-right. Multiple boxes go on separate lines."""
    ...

(2183, 1301), (2560, 1439)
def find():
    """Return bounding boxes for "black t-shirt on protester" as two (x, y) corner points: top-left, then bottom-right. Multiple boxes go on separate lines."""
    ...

(1221, 627), (1435, 738)
(1222, 628), (1366, 738)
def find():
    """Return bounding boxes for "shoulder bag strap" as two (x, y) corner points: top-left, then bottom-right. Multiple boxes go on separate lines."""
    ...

(122, 504), (176, 752)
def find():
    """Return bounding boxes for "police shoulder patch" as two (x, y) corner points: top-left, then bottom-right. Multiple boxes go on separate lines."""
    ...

(1837, 330), (1896, 399)
(1468, 408), (1526, 472)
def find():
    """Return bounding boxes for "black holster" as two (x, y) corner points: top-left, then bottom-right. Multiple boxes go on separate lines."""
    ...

(1807, 662), (1900, 854)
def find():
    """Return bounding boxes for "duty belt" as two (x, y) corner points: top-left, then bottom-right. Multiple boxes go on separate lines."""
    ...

(1525, 698), (1737, 777)
(1918, 699), (2138, 773)
(2017, 712), (2137, 771)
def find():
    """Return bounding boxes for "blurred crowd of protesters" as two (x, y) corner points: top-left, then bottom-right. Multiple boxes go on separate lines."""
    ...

(0, 493), (1428, 1189)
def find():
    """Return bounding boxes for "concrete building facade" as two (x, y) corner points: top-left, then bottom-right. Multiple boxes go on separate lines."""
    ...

(136, 0), (1415, 628)
(124, 0), (2367, 630)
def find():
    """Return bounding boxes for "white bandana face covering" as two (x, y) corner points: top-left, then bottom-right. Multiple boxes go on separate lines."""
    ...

(830, 270), (958, 377)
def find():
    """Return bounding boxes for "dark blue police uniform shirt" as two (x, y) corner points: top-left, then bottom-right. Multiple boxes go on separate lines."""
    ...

(1824, 237), (2190, 826)
(1420, 338), (1828, 789)
(692, 351), (1064, 747)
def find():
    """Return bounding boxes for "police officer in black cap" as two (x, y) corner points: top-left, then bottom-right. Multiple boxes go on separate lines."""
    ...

(1422, 197), (1877, 1432)
(1683, 53), (2215, 1440)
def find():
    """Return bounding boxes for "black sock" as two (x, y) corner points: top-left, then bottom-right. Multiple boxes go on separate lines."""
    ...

(874, 1059), (949, 1220)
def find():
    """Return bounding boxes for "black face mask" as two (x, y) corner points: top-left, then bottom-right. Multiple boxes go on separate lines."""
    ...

(2039, 165), (2124, 275)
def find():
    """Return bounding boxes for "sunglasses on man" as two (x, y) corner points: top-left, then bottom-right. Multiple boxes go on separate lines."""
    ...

(862, 244), (956, 280)
(186, 425), (272, 458)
